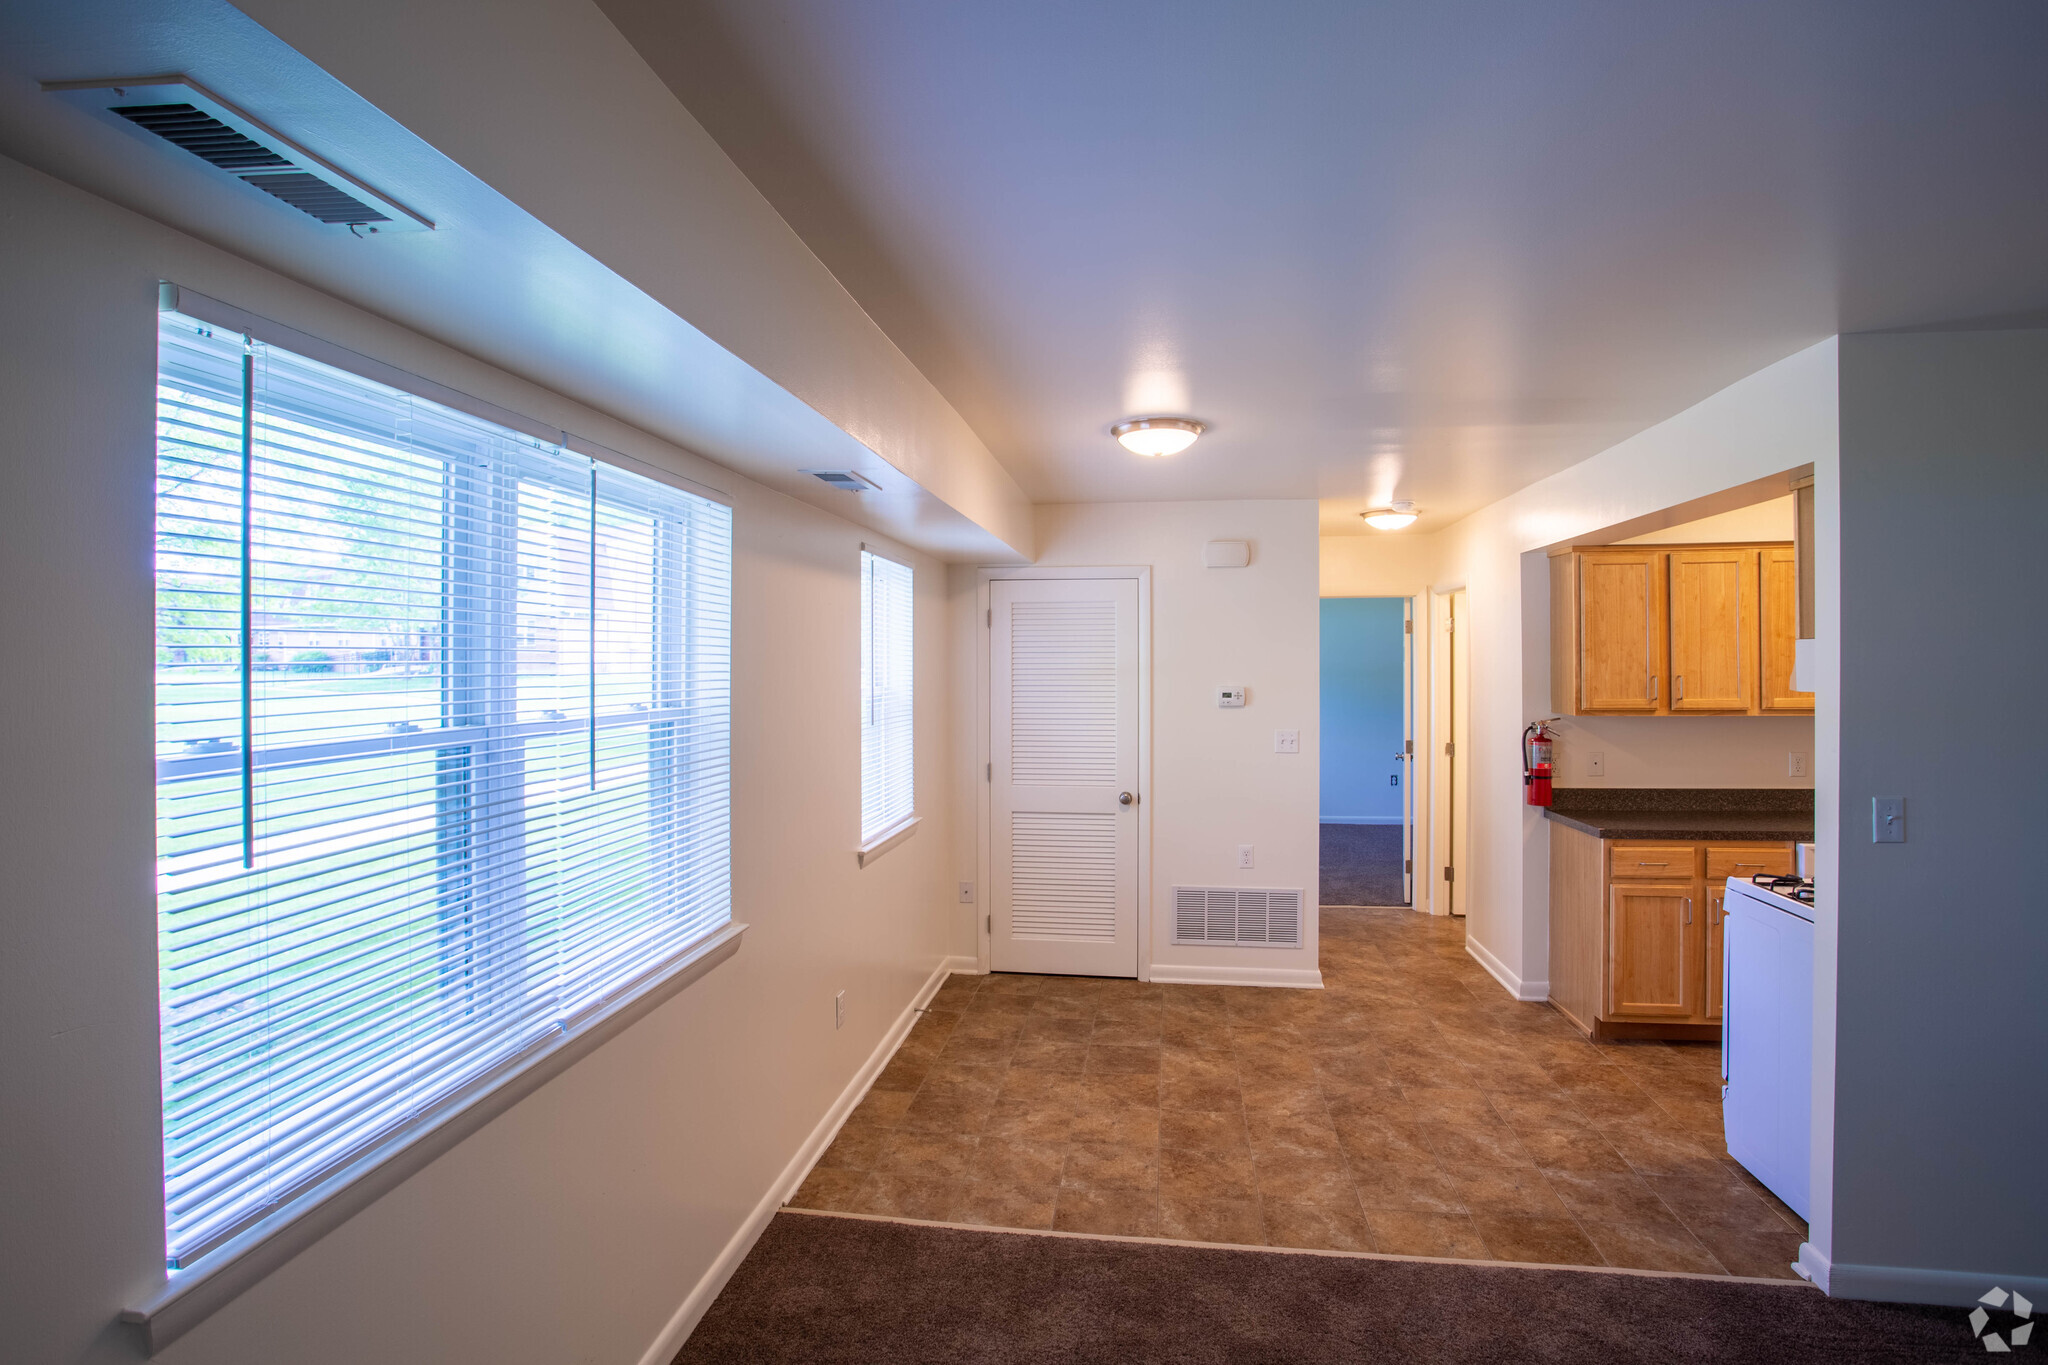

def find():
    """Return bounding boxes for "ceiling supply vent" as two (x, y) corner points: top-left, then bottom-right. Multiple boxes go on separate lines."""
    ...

(241, 172), (386, 224)
(802, 469), (881, 492)
(110, 103), (292, 171)
(43, 76), (431, 233)
(1172, 886), (1304, 948)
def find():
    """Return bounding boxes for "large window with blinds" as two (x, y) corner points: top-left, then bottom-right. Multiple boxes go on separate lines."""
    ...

(859, 549), (915, 846)
(153, 310), (732, 1268)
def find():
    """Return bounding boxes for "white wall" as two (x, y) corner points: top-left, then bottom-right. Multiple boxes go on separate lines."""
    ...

(1321, 530), (1440, 598)
(229, 0), (1032, 556)
(1394, 340), (1837, 997)
(955, 501), (1323, 986)
(0, 155), (962, 1365)
(1810, 328), (2048, 1303)
(1616, 493), (1797, 543)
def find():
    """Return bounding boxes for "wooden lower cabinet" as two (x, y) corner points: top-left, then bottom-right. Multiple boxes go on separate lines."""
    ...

(1608, 881), (1699, 1018)
(1705, 882), (1727, 1022)
(1549, 826), (1793, 1040)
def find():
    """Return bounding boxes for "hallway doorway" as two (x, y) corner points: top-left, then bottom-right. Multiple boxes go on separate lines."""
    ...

(1319, 597), (1412, 908)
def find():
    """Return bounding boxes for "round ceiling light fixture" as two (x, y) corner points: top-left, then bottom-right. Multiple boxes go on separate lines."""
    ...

(1111, 416), (1205, 457)
(1361, 501), (1418, 531)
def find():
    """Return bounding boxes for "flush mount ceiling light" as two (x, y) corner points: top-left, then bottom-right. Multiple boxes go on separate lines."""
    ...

(1111, 416), (1205, 457)
(1362, 501), (1418, 531)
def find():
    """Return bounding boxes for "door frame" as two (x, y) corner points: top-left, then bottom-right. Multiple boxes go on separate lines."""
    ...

(1401, 596), (1416, 905)
(1426, 585), (1471, 917)
(1316, 594), (1418, 908)
(974, 566), (1153, 977)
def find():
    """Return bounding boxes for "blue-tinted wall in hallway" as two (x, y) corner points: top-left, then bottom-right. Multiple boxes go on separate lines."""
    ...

(1320, 597), (1405, 822)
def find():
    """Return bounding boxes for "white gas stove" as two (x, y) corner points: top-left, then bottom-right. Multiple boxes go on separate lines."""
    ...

(1726, 872), (1816, 922)
(1722, 871), (1817, 1220)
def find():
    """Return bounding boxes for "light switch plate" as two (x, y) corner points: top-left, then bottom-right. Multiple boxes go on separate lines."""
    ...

(1873, 796), (1906, 843)
(1274, 729), (1300, 753)
(958, 881), (974, 903)
(1587, 751), (1606, 778)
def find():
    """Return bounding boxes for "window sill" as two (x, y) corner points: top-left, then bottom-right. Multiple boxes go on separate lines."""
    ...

(120, 921), (746, 1356)
(856, 815), (920, 868)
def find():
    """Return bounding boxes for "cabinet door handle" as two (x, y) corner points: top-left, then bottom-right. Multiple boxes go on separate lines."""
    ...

(1677, 675), (1685, 702)
(1684, 897), (1692, 925)
(1636, 860), (1669, 866)
(1648, 675), (1658, 702)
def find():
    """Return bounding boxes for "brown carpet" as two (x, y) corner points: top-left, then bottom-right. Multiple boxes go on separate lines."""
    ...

(677, 1211), (1982, 1364)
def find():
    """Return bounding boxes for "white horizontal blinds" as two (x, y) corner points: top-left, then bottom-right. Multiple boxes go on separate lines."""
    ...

(153, 312), (732, 1267)
(860, 550), (915, 842)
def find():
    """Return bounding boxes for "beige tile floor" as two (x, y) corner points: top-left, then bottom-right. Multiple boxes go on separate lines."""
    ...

(791, 907), (1807, 1277)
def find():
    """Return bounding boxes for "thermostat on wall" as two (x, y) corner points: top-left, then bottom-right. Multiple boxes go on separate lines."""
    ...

(1217, 686), (1247, 708)
(1203, 539), (1251, 568)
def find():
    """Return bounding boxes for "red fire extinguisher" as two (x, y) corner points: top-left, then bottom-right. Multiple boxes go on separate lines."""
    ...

(1523, 720), (1558, 807)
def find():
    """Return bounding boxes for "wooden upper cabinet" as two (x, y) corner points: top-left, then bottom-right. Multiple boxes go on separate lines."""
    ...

(1573, 551), (1666, 713)
(1760, 546), (1814, 713)
(1667, 548), (1756, 713)
(1553, 542), (1795, 718)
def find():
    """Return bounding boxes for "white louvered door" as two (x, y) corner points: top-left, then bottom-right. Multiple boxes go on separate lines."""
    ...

(991, 578), (1140, 976)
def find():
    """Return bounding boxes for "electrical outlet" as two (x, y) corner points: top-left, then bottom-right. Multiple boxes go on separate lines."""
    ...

(1237, 845), (1255, 870)
(1587, 751), (1606, 778)
(1788, 751), (1808, 778)
(1873, 797), (1906, 844)
(958, 881), (975, 903)
(1273, 729), (1300, 753)
(834, 989), (846, 1029)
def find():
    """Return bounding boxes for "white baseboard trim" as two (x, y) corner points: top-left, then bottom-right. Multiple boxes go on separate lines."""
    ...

(1319, 816), (1403, 826)
(632, 952), (976, 1365)
(1821, 1256), (2048, 1308)
(1147, 963), (1325, 989)
(1794, 1241), (1830, 1291)
(1465, 937), (1549, 1003)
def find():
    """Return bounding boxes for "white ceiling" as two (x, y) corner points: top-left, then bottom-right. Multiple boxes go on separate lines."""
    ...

(0, 0), (1029, 562)
(599, 0), (2048, 534)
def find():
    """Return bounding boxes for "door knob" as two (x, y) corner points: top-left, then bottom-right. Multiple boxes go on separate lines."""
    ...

(1118, 792), (1136, 806)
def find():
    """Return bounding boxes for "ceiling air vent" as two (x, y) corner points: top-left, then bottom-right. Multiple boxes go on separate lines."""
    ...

(43, 76), (431, 233)
(803, 469), (881, 492)
(1173, 886), (1304, 948)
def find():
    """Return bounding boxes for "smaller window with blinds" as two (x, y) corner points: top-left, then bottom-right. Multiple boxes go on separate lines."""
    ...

(859, 549), (915, 849)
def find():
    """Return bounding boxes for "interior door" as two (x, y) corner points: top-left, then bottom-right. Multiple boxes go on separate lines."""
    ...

(990, 577), (1140, 976)
(1668, 548), (1755, 712)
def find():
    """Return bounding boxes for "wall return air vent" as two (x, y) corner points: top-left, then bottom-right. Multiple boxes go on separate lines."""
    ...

(1172, 886), (1304, 948)
(43, 76), (431, 233)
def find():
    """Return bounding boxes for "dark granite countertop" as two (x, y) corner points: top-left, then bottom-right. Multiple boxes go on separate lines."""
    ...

(1542, 788), (1814, 842)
